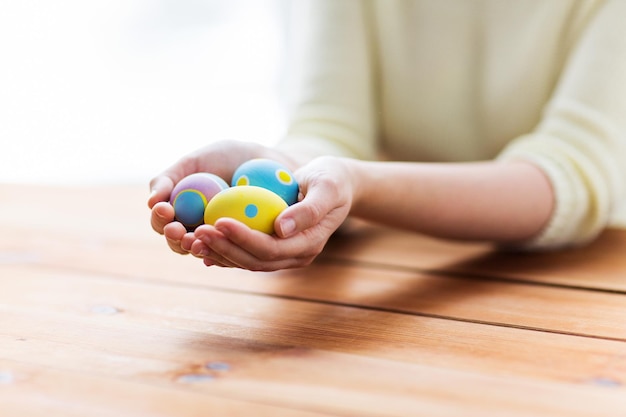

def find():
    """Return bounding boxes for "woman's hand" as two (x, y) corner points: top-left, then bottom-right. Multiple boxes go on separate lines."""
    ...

(148, 140), (300, 256)
(190, 156), (357, 271)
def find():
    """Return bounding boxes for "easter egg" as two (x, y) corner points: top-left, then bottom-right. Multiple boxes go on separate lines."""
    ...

(204, 186), (288, 234)
(231, 158), (299, 205)
(170, 173), (229, 229)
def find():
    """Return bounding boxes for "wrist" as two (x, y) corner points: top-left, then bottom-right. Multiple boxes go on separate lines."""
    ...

(341, 157), (368, 216)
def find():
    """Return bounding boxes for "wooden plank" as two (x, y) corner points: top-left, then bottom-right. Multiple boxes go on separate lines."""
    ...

(2, 183), (625, 292)
(1, 267), (625, 388)
(2, 184), (626, 341)
(323, 222), (626, 292)
(2, 242), (625, 343)
(0, 360), (329, 417)
(192, 263), (626, 341)
(1, 269), (625, 416)
(2, 354), (624, 417)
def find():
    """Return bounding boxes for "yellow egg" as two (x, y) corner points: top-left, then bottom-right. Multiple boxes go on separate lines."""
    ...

(204, 186), (288, 234)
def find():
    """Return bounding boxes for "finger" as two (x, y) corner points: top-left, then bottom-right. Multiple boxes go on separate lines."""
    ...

(180, 232), (197, 252)
(206, 220), (314, 270)
(201, 245), (239, 267)
(205, 255), (239, 268)
(163, 222), (190, 255)
(148, 154), (202, 208)
(193, 224), (267, 270)
(190, 239), (209, 258)
(196, 217), (321, 270)
(192, 226), (246, 268)
(151, 202), (176, 234)
(190, 238), (236, 266)
(148, 176), (175, 209)
(275, 176), (345, 239)
(202, 257), (235, 268)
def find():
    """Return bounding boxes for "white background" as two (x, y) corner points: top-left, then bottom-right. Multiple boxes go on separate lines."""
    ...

(0, 0), (286, 185)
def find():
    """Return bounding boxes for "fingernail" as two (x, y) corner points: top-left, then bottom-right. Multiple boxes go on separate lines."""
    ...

(155, 205), (167, 219)
(280, 218), (296, 237)
(148, 189), (158, 208)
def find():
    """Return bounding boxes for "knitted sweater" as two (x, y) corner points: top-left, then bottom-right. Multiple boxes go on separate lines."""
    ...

(279, 0), (626, 249)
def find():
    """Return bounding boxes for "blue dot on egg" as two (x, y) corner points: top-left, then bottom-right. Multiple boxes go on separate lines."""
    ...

(244, 204), (259, 218)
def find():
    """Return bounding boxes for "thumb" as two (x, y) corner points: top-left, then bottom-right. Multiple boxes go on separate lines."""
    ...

(148, 175), (175, 208)
(274, 179), (343, 239)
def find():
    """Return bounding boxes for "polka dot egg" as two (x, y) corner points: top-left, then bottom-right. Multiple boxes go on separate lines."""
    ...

(204, 186), (288, 234)
(170, 173), (229, 230)
(231, 158), (299, 205)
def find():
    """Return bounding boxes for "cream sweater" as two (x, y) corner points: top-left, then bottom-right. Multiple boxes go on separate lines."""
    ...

(279, 0), (626, 249)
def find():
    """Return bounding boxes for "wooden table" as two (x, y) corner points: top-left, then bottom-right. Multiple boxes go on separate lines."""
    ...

(1, 184), (625, 416)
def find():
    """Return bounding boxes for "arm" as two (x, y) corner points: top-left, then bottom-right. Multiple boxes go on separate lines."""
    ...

(346, 159), (553, 243)
(495, 0), (626, 249)
(186, 156), (552, 271)
(276, 0), (626, 252)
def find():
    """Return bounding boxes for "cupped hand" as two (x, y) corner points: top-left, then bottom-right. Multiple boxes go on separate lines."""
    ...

(191, 156), (358, 271)
(148, 140), (298, 254)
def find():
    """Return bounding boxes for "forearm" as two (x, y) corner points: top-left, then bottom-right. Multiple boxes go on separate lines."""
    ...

(347, 159), (554, 243)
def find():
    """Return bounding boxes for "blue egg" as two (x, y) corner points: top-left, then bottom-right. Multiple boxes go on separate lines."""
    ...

(231, 158), (299, 205)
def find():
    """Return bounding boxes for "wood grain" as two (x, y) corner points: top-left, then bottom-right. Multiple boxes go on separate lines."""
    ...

(322, 221), (626, 291)
(1, 183), (625, 416)
(0, 359), (330, 417)
(1, 268), (625, 416)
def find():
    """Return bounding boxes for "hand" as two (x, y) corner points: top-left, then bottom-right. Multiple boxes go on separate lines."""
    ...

(190, 156), (356, 271)
(148, 140), (298, 256)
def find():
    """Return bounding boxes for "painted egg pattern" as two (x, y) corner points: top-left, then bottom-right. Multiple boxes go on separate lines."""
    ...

(170, 173), (229, 229)
(231, 158), (299, 205)
(204, 186), (288, 234)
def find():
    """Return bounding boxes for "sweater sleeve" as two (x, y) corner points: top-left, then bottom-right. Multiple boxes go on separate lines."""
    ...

(276, 0), (378, 161)
(497, 0), (626, 250)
